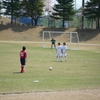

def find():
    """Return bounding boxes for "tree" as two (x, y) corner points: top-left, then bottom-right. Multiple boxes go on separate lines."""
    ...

(50, 0), (75, 27)
(20, 0), (44, 26)
(43, 0), (54, 12)
(2, 0), (20, 25)
(84, 0), (100, 29)
(0, 0), (2, 17)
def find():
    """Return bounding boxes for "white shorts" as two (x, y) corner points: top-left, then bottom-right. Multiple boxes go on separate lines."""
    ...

(56, 52), (61, 56)
(61, 52), (67, 56)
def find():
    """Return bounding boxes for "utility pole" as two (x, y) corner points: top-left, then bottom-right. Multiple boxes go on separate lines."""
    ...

(82, 0), (84, 29)
(75, 0), (76, 10)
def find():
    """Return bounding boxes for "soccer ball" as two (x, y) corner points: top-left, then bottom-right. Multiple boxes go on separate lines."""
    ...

(49, 67), (52, 71)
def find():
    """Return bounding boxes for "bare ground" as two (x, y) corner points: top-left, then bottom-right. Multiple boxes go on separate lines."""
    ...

(0, 89), (100, 100)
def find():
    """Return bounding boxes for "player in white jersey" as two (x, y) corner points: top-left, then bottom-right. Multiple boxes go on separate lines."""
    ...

(56, 43), (62, 61)
(61, 42), (67, 61)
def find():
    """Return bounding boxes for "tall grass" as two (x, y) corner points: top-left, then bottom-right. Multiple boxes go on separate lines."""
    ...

(0, 43), (100, 94)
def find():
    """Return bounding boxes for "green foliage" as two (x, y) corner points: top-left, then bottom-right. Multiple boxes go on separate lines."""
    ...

(0, 1), (2, 15)
(71, 15), (82, 28)
(84, 0), (100, 29)
(2, 0), (44, 26)
(2, 0), (21, 24)
(20, 0), (44, 26)
(0, 43), (100, 94)
(51, 0), (75, 27)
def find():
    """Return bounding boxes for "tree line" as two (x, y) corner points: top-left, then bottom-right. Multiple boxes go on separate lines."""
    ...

(0, 0), (100, 29)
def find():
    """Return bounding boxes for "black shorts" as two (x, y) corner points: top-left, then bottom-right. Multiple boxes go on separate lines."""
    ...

(20, 58), (25, 65)
(52, 43), (55, 45)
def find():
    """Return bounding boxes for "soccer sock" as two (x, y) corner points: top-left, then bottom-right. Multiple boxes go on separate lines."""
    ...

(65, 56), (67, 61)
(60, 56), (62, 61)
(21, 67), (24, 73)
(21, 67), (22, 72)
(58, 57), (60, 61)
(22, 67), (24, 71)
(56, 57), (58, 61)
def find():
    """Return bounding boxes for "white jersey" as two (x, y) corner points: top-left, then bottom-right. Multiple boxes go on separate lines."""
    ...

(62, 46), (67, 52)
(56, 46), (62, 56)
(61, 46), (67, 56)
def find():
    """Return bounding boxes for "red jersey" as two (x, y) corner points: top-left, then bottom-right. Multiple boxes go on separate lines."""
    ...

(20, 50), (27, 58)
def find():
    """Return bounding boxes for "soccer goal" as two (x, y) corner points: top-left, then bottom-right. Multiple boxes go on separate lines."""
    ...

(42, 31), (81, 50)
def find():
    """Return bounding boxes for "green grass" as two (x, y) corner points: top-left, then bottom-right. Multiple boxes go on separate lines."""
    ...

(0, 43), (100, 94)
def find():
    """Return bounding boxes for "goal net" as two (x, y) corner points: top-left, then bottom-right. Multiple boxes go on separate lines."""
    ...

(42, 31), (81, 50)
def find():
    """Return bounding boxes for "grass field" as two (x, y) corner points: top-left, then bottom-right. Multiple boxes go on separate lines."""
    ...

(0, 42), (100, 94)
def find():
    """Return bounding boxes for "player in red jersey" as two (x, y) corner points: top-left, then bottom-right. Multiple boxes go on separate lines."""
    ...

(20, 46), (27, 73)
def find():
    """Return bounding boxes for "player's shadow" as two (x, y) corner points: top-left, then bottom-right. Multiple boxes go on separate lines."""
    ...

(13, 72), (21, 74)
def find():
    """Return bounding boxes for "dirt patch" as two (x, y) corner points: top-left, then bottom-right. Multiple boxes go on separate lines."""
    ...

(0, 89), (100, 100)
(0, 16), (11, 25)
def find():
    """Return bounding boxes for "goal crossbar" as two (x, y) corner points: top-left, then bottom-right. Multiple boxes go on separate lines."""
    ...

(42, 31), (81, 50)
(43, 31), (78, 34)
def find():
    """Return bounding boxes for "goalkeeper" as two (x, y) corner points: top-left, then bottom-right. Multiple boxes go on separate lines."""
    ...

(51, 38), (56, 49)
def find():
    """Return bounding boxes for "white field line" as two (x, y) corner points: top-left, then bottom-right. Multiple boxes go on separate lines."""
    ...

(70, 59), (100, 60)
(80, 43), (100, 46)
(0, 40), (41, 44)
(0, 40), (100, 46)
(0, 76), (100, 82)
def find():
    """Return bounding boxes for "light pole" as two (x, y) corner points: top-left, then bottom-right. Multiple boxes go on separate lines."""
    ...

(75, 0), (76, 10)
(82, 0), (84, 29)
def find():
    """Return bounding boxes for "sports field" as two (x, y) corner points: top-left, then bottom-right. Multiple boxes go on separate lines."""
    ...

(0, 42), (100, 95)
(0, 21), (100, 99)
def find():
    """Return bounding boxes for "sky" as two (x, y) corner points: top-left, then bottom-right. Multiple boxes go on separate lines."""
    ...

(1, 0), (90, 14)
(53, 0), (90, 9)
(75, 0), (89, 9)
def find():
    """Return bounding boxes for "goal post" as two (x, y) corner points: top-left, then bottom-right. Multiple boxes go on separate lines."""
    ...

(42, 31), (81, 50)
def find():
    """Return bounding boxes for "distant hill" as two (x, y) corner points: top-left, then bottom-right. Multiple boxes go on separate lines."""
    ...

(0, 25), (100, 44)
